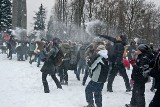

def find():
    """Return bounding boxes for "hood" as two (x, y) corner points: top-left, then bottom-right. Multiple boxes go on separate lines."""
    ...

(97, 50), (108, 59)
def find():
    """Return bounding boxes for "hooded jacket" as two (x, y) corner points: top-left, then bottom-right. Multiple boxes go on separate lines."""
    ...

(88, 49), (109, 83)
(131, 52), (154, 84)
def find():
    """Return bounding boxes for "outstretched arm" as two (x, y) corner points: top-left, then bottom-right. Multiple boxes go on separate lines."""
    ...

(98, 34), (117, 43)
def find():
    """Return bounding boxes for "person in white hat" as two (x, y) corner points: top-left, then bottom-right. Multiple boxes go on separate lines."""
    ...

(84, 38), (109, 107)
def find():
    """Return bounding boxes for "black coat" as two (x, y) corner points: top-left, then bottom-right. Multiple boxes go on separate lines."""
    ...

(40, 46), (60, 75)
(131, 52), (154, 84)
(99, 35), (126, 63)
(148, 52), (160, 89)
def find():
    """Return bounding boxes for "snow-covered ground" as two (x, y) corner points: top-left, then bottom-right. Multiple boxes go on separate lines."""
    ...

(0, 54), (154, 107)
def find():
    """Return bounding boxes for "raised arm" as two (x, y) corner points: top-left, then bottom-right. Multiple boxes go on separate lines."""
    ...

(98, 34), (117, 43)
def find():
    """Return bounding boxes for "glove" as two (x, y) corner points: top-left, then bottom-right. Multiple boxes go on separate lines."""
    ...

(129, 58), (136, 67)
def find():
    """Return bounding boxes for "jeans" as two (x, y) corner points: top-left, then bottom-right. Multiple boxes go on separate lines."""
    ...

(85, 81), (104, 107)
(59, 60), (69, 83)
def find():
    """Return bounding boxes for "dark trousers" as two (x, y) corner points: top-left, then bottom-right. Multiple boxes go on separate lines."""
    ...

(8, 48), (12, 59)
(107, 63), (131, 90)
(17, 52), (24, 61)
(85, 81), (104, 107)
(149, 89), (160, 107)
(130, 83), (145, 107)
(42, 73), (62, 92)
(77, 59), (86, 77)
(59, 61), (69, 83)
(83, 65), (89, 84)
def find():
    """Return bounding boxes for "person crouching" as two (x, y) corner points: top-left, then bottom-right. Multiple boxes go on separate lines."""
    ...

(84, 40), (109, 107)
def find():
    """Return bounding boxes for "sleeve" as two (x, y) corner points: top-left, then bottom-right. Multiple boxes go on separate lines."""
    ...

(133, 56), (150, 73)
(148, 68), (160, 79)
(98, 35), (117, 43)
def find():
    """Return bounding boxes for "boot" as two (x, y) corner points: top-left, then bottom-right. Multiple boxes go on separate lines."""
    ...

(84, 103), (95, 107)
(29, 60), (32, 64)
(76, 75), (80, 81)
(52, 76), (62, 89)
(82, 81), (85, 86)
(64, 81), (68, 85)
(126, 88), (132, 92)
(43, 81), (50, 93)
(107, 88), (113, 92)
(125, 104), (137, 107)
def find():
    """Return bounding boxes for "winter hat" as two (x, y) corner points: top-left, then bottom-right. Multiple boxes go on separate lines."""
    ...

(97, 45), (106, 51)
(119, 35), (126, 41)
(137, 44), (151, 53)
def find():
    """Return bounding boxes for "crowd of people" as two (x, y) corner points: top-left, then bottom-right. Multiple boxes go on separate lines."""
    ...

(0, 34), (160, 107)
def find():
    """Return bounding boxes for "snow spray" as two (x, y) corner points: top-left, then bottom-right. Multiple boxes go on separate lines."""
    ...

(11, 27), (27, 41)
(85, 20), (103, 37)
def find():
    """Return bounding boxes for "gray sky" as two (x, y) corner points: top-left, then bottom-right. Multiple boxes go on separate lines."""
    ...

(26, 0), (160, 33)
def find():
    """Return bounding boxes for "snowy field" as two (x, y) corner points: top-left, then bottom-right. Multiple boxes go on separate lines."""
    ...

(0, 54), (154, 107)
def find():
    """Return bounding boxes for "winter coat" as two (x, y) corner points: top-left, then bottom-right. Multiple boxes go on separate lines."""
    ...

(29, 42), (36, 52)
(131, 52), (154, 84)
(35, 41), (45, 51)
(148, 52), (160, 89)
(77, 45), (86, 62)
(99, 35), (126, 63)
(21, 44), (28, 54)
(16, 46), (22, 54)
(60, 43), (71, 60)
(40, 46), (61, 75)
(70, 45), (78, 65)
(88, 50), (109, 83)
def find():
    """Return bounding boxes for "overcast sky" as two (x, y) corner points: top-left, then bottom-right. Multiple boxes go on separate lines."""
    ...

(26, 0), (160, 33)
(27, 0), (55, 33)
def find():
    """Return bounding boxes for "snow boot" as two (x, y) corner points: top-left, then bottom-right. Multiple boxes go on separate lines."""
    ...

(84, 103), (95, 107)
(126, 89), (132, 92)
(125, 104), (137, 107)
(82, 81), (85, 86)
(76, 75), (80, 81)
(52, 76), (62, 89)
(64, 81), (68, 85)
(107, 89), (113, 92)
